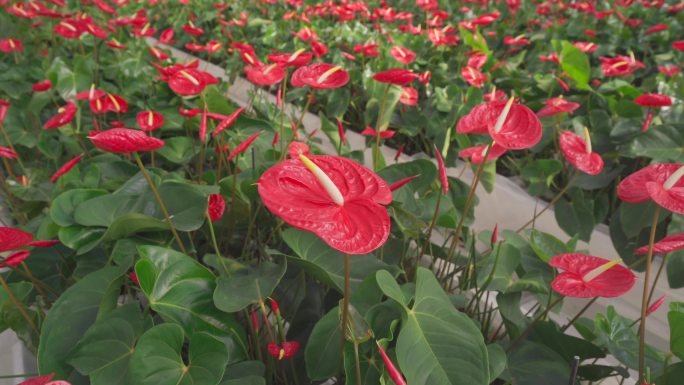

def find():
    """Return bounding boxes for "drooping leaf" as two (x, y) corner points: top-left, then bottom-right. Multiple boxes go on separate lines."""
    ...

(213, 260), (287, 313)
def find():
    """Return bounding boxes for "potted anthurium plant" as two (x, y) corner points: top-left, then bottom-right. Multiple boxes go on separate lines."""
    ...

(2, 0), (684, 385)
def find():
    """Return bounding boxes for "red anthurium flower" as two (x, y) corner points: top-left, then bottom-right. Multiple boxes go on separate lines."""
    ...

(336, 118), (347, 145)
(376, 341), (407, 385)
(258, 143), (391, 254)
(205, 41), (222, 54)
(503, 35), (530, 45)
(0, 99), (8, 124)
(158, 28), (175, 44)
(550, 254), (637, 298)
(0, 227), (33, 253)
(89, 128), (165, 153)
(293, 27), (318, 42)
(105, 39), (126, 50)
(54, 19), (84, 39)
(673, 41), (684, 51)
(418, 71), (431, 85)
(44, 101), (77, 129)
(399, 87), (418, 106)
(361, 127), (395, 139)
(199, 105), (208, 143)
(179, 107), (201, 118)
(213, 107), (244, 136)
(51, 154), (83, 182)
(645, 23), (668, 35)
(267, 341), (299, 360)
(373, 69), (418, 86)
(459, 143), (507, 164)
(560, 129), (604, 175)
(16, 373), (57, 385)
(245, 63), (286, 86)
(185, 43), (205, 53)
(291, 63), (349, 89)
(634, 93), (672, 107)
(132, 24), (156, 38)
(467, 53), (488, 70)
(600, 54), (645, 77)
(227, 131), (263, 161)
(635, 234), (684, 255)
(207, 194), (226, 222)
(149, 46), (169, 61)
(617, 163), (684, 214)
(270, 297), (280, 314)
(646, 295), (667, 317)
(353, 43), (380, 57)
(658, 64), (680, 76)
(27, 240), (60, 248)
(537, 97), (581, 117)
(539, 52), (560, 64)
(0, 146), (17, 159)
(461, 66), (487, 87)
(389, 175), (419, 192)
(32, 80), (52, 92)
(310, 41), (328, 58)
(1, 250), (30, 267)
(0, 38), (23, 53)
(268, 50), (313, 67)
(168, 68), (218, 96)
(136, 111), (164, 132)
(435, 146), (448, 195)
(389, 46), (416, 64)
(573, 42), (598, 53)
(487, 98), (541, 150)
(182, 22), (204, 37)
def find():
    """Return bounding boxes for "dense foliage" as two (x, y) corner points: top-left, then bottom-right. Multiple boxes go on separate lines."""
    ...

(1, 1), (684, 385)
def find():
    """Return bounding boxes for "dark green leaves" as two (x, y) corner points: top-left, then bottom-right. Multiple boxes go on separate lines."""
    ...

(392, 268), (490, 385)
(128, 323), (228, 385)
(558, 40), (590, 90)
(213, 260), (287, 313)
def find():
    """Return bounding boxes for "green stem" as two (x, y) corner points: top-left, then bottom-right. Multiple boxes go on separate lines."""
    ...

(352, 338), (363, 385)
(373, 84), (391, 171)
(560, 297), (598, 332)
(441, 142), (493, 286)
(639, 206), (662, 383)
(419, 190), (442, 270)
(516, 173), (578, 233)
(0, 273), (38, 334)
(340, 253), (351, 368)
(506, 297), (563, 353)
(133, 152), (187, 254)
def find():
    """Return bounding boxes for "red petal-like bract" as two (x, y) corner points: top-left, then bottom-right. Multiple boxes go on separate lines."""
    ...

(372, 69), (419, 86)
(16, 373), (55, 385)
(458, 143), (507, 164)
(50, 154), (83, 183)
(268, 51), (313, 67)
(136, 111), (164, 132)
(550, 253), (637, 298)
(27, 240), (60, 247)
(89, 128), (165, 153)
(488, 102), (542, 149)
(1, 250), (30, 267)
(635, 234), (684, 255)
(258, 154), (391, 254)
(537, 97), (581, 117)
(0, 226), (33, 253)
(245, 64), (285, 86)
(646, 180), (684, 215)
(213, 107), (245, 136)
(168, 69), (218, 96)
(208, 194), (226, 222)
(291, 63), (349, 89)
(227, 131), (263, 161)
(634, 93), (672, 107)
(434, 146), (448, 195)
(617, 164), (683, 203)
(44, 101), (77, 129)
(559, 131), (604, 175)
(390, 46), (416, 64)
(267, 341), (299, 360)
(376, 341), (407, 385)
(389, 175), (419, 192)
(0, 145), (17, 159)
(646, 295), (667, 317)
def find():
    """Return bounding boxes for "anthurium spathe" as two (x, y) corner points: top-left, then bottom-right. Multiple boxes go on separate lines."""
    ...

(536, 97), (581, 117)
(634, 93), (672, 132)
(559, 129), (604, 175)
(635, 234), (684, 255)
(136, 111), (164, 132)
(459, 143), (507, 164)
(89, 128), (165, 153)
(372, 69), (419, 85)
(550, 253), (637, 298)
(43, 101), (77, 129)
(291, 63), (349, 89)
(0, 226), (33, 253)
(245, 63), (286, 86)
(267, 50), (313, 67)
(257, 143), (391, 254)
(617, 163), (684, 214)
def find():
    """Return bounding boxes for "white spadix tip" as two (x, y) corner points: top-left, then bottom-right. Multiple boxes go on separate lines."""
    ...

(583, 258), (622, 282)
(299, 154), (344, 206)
